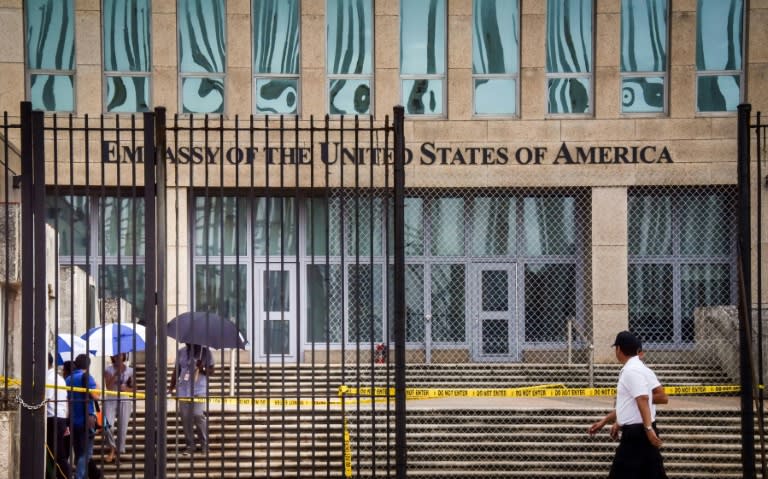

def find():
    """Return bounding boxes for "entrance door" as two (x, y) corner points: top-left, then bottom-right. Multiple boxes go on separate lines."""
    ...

(471, 263), (519, 361)
(254, 263), (298, 362)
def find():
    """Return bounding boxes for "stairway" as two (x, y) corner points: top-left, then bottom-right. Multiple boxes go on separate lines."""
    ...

(96, 362), (747, 478)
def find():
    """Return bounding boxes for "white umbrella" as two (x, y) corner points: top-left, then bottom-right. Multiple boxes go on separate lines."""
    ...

(82, 323), (147, 357)
(55, 333), (93, 365)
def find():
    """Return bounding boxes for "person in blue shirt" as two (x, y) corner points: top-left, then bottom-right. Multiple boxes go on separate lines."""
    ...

(66, 354), (99, 479)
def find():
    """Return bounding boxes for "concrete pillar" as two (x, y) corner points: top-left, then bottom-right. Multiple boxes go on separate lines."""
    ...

(592, 187), (629, 363)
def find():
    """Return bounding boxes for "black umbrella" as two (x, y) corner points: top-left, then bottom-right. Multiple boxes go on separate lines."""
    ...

(167, 312), (247, 349)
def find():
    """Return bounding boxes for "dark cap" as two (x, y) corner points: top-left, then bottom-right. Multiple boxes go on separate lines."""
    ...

(611, 331), (641, 351)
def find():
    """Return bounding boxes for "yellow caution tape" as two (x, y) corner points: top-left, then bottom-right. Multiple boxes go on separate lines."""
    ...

(342, 384), (741, 400)
(2, 375), (741, 406)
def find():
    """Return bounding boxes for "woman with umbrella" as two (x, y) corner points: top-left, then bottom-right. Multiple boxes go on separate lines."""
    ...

(102, 353), (135, 462)
(165, 312), (245, 455)
(167, 343), (214, 455)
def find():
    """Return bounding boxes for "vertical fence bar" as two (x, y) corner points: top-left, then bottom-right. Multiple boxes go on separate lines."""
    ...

(143, 109), (158, 479)
(155, 107), (168, 477)
(737, 102), (756, 479)
(392, 105), (406, 479)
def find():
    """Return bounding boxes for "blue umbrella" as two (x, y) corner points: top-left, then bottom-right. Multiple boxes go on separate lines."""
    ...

(55, 333), (93, 365)
(82, 323), (146, 356)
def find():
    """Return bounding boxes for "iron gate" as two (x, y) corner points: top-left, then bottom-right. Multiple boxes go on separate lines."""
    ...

(738, 103), (768, 479)
(10, 102), (407, 479)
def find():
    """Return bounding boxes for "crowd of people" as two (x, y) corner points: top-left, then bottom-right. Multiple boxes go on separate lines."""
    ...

(45, 335), (666, 479)
(45, 352), (135, 479)
(44, 343), (214, 479)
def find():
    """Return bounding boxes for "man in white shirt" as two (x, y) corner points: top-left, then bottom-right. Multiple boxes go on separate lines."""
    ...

(46, 353), (71, 479)
(591, 331), (668, 479)
(588, 346), (668, 440)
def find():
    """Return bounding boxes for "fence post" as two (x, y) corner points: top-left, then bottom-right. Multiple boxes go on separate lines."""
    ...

(155, 106), (168, 477)
(19, 102), (47, 479)
(737, 102), (756, 479)
(143, 109), (158, 478)
(393, 105), (406, 479)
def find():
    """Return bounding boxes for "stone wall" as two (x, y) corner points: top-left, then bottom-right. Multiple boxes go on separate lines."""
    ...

(0, 410), (18, 479)
(694, 305), (739, 383)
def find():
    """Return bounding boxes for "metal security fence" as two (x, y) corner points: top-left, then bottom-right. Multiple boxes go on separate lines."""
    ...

(1, 99), (766, 479)
(394, 178), (748, 476)
(739, 104), (768, 479)
(6, 103), (407, 479)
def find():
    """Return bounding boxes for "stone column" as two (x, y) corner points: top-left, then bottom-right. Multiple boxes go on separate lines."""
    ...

(592, 187), (629, 363)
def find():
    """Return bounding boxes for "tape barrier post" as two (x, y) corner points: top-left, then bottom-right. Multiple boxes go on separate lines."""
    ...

(339, 385), (353, 478)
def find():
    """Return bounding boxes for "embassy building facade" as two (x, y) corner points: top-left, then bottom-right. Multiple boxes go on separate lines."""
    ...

(0, 0), (766, 367)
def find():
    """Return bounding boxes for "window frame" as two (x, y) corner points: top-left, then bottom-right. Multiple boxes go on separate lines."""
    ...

(46, 193), (148, 327)
(24, 0), (77, 113)
(471, 0), (521, 119)
(627, 187), (737, 347)
(399, 0), (448, 119)
(544, 0), (595, 118)
(252, 0), (302, 116)
(694, 0), (745, 115)
(326, 0), (375, 117)
(102, 0), (153, 114)
(177, 0), (228, 116)
(618, 0), (670, 117)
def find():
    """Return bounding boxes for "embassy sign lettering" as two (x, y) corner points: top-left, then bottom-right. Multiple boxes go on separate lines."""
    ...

(102, 141), (673, 166)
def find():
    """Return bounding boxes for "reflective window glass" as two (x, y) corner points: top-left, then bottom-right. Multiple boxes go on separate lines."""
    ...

(181, 77), (225, 114)
(104, 0), (151, 72)
(103, 0), (151, 112)
(545, 0), (592, 114)
(101, 197), (146, 257)
(472, 0), (519, 115)
(329, 79), (371, 115)
(621, 77), (664, 113)
(628, 188), (736, 345)
(46, 196), (90, 257)
(254, 0), (300, 74)
(620, 0), (667, 113)
(194, 197), (248, 257)
(253, 197), (297, 256)
(253, 0), (300, 114)
(695, 0), (743, 112)
(345, 196), (382, 257)
(255, 79), (298, 115)
(327, 0), (373, 115)
(430, 198), (464, 256)
(25, 0), (75, 111)
(195, 264), (248, 336)
(523, 196), (576, 256)
(348, 264), (383, 342)
(327, 0), (373, 75)
(629, 264), (673, 343)
(628, 194), (672, 256)
(430, 264), (465, 342)
(402, 79), (444, 115)
(524, 263), (576, 342)
(26, 0), (75, 70)
(400, 0), (446, 115)
(99, 265), (147, 323)
(697, 75), (741, 113)
(621, 0), (666, 73)
(106, 76), (151, 112)
(471, 196), (516, 256)
(546, 0), (592, 73)
(307, 264), (343, 343)
(178, 0), (226, 113)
